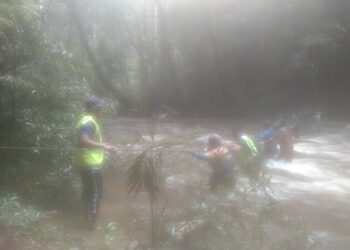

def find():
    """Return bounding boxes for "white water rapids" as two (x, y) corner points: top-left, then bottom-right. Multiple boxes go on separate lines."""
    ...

(105, 118), (350, 249)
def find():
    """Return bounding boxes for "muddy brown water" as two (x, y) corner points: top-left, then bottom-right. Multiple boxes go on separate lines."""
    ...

(97, 118), (350, 249)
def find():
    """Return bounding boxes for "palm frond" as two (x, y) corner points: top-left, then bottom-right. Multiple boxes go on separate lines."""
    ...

(126, 148), (162, 200)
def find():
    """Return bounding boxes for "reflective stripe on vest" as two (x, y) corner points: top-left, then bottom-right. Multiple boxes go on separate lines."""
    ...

(74, 114), (104, 168)
(240, 135), (258, 157)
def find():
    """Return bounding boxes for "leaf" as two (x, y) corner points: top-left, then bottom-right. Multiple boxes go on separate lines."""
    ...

(126, 148), (161, 199)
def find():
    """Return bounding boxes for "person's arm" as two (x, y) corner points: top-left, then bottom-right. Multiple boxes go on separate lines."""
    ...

(185, 148), (211, 161)
(259, 128), (274, 143)
(80, 134), (113, 151)
(229, 144), (241, 154)
(191, 151), (211, 161)
(79, 122), (114, 152)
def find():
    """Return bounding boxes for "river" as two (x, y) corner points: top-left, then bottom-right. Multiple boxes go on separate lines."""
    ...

(100, 118), (350, 249)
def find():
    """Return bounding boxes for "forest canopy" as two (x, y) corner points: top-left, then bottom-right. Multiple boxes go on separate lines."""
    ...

(1, 0), (350, 119)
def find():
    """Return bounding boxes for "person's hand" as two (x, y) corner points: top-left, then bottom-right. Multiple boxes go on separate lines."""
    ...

(103, 143), (115, 153)
(231, 144), (241, 152)
(182, 147), (193, 154)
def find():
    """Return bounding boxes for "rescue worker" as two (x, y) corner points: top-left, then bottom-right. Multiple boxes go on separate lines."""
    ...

(235, 132), (261, 180)
(74, 96), (115, 230)
(188, 134), (236, 191)
(277, 121), (294, 162)
(258, 121), (278, 159)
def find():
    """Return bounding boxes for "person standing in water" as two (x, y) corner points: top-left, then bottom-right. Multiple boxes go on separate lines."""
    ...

(277, 120), (294, 162)
(258, 120), (279, 159)
(188, 134), (236, 191)
(235, 132), (262, 180)
(74, 96), (115, 230)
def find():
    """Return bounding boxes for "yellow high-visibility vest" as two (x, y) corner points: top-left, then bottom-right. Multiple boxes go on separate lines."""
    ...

(74, 114), (104, 168)
(240, 135), (259, 157)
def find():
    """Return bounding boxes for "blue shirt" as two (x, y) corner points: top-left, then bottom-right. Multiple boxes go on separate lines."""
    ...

(79, 121), (94, 137)
(258, 127), (274, 142)
(78, 121), (95, 148)
(191, 147), (235, 171)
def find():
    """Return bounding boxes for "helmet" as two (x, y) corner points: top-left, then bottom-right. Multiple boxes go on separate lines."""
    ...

(85, 96), (105, 110)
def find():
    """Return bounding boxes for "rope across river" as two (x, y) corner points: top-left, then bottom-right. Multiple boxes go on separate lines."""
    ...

(0, 144), (187, 152)
(0, 146), (108, 151)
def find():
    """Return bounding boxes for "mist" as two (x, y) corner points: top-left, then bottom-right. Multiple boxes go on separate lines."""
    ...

(0, 0), (350, 249)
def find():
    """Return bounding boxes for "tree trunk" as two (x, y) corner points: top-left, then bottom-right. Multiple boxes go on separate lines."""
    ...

(64, 0), (131, 110)
(154, 0), (178, 108)
(202, 1), (239, 115)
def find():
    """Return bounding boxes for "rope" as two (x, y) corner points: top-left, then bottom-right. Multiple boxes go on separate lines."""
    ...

(0, 146), (185, 152)
(0, 146), (120, 152)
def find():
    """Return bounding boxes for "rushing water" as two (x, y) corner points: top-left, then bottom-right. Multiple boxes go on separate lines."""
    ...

(267, 130), (350, 249)
(102, 118), (350, 249)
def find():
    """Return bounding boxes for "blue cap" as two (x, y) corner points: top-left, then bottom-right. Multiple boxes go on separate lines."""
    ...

(85, 96), (104, 110)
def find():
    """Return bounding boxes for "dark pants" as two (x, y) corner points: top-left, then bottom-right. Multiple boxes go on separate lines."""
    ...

(279, 146), (294, 162)
(243, 157), (262, 180)
(79, 169), (103, 229)
(263, 143), (277, 159)
(209, 166), (235, 191)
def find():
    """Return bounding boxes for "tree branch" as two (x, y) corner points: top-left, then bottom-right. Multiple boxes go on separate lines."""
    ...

(63, 0), (131, 109)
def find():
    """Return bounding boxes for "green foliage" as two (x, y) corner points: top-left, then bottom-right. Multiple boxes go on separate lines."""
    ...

(0, 195), (65, 248)
(0, 0), (90, 203)
(102, 222), (118, 249)
(164, 187), (316, 250)
(0, 195), (47, 229)
(126, 148), (162, 200)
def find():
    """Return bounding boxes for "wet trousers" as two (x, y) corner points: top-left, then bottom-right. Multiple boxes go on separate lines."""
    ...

(79, 169), (103, 229)
(263, 143), (277, 159)
(279, 145), (294, 162)
(243, 157), (262, 181)
(209, 166), (236, 191)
